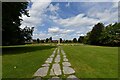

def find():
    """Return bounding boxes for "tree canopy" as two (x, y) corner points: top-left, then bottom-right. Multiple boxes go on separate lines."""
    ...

(87, 23), (104, 45)
(2, 2), (34, 46)
(73, 38), (77, 43)
(83, 22), (120, 46)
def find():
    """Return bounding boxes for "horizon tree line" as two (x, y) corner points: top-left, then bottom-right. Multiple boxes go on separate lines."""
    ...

(34, 22), (120, 47)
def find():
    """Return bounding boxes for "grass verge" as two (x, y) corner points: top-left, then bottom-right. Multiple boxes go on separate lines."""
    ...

(2, 45), (56, 78)
(61, 45), (118, 78)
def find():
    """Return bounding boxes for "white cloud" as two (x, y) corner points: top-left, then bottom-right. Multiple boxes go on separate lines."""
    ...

(54, 13), (99, 27)
(60, 29), (74, 34)
(87, 3), (118, 24)
(66, 2), (70, 7)
(112, 2), (118, 8)
(48, 27), (60, 33)
(48, 27), (74, 34)
(33, 33), (48, 39)
(33, 30), (53, 39)
(76, 32), (85, 36)
(79, 34), (84, 36)
(20, 0), (51, 28)
(47, 3), (60, 17)
(49, 15), (58, 20)
(47, 3), (59, 12)
(49, 2), (118, 40)
(22, 2), (118, 40)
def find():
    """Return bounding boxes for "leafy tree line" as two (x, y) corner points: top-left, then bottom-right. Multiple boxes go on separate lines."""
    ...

(35, 37), (53, 43)
(2, 2), (34, 46)
(82, 22), (120, 46)
(33, 22), (120, 47)
(33, 37), (75, 44)
(49, 22), (119, 46)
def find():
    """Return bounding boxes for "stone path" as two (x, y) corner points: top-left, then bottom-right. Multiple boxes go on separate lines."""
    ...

(33, 47), (79, 80)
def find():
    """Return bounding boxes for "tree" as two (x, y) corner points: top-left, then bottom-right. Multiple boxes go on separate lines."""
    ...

(88, 23), (104, 45)
(2, 2), (29, 45)
(40, 40), (45, 43)
(60, 38), (62, 43)
(46, 38), (49, 43)
(65, 40), (69, 43)
(49, 37), (52, 42)
(83, 32), (91, 44)
(84, 22), (120, 46)
(22, 26), (34, 42)
(33, 39), (37, 43)
(68, 40), (72, 43)
(99, 23), (120, 46)
(78, 36), (84, 43)
(37, 38), (40, 43)
(73, 38), (77, 43)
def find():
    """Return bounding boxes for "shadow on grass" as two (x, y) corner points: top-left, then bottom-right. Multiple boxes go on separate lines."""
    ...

(2, 45), (56, 55)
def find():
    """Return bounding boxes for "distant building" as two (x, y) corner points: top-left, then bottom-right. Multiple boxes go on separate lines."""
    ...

(52, 40), (58, 43)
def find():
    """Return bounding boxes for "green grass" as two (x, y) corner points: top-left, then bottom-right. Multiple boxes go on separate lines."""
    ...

(0, 55), (2, 79)
(61, 45), (118, 78)
(2, 44), (118, 78)
(2, 44), (56, 78)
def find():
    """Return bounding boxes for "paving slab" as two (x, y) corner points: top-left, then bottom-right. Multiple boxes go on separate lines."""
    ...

(62, 62), (71, 66)
(50, 54), (55, 58)
(63, 55), (66, 58)
(56, 55), (60, 58)
(57, 49), (60, 54)
(45, 58), (53, 63)
(49, 76), (61, 80)
(62, 53), (66, 55)
(63, 58), (68, 62)
(53, 51), (56, 54)
(61, 50), (64, 53)
(53, 48), (57, 54)
(34, 67), (49, 77)
(67, 75), (79, 80)
(51, 63), (62, 76)
(42, 64), (50, 67)
(61, 50), (65, 54)
(54, 55), (60, 63)
(63, 66), (75, 75)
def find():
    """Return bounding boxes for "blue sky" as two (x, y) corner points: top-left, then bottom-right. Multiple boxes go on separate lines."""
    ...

(21, 1), (118, 40)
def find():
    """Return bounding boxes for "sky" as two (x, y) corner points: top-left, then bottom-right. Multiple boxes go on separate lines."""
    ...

(20, 0), (119, 40)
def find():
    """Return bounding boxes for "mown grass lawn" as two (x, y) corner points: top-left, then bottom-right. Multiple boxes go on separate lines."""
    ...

(61, 45), (118, 78)
(2, 44), (118, 78)
(2, 44), (56, 78)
